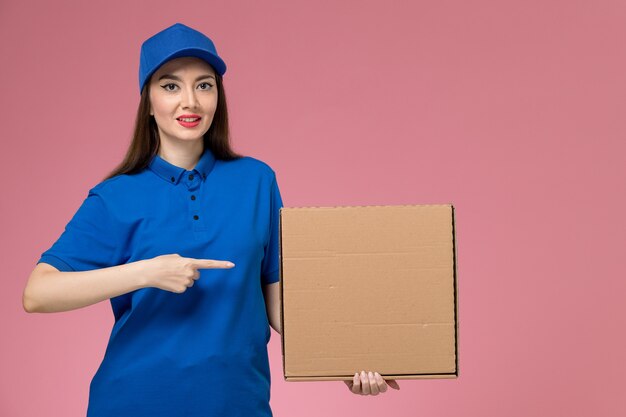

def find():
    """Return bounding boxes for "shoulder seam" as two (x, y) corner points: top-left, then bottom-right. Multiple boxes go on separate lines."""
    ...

(90, 175), (125, 193)
(241, 156), (276, 176)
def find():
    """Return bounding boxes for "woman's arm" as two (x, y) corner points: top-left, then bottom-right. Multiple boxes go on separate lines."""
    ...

(262, 282), (281, 335)
(23, 261), (149, 313)
(24, 255), (234, 314)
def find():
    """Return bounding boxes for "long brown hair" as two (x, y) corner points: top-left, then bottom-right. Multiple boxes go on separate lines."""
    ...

(102, 69), (244, 182)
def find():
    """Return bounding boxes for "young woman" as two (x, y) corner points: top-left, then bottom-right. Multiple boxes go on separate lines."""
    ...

(23, 22), (399, 416)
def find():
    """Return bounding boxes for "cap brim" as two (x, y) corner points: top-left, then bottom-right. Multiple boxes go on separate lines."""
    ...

(141, 47), (227, 92)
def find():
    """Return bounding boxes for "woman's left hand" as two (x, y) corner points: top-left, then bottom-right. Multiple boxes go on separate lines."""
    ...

(344, 370), (400, 395)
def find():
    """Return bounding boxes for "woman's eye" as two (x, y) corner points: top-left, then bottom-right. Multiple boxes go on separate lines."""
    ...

(161, 83), (178, 91)
(198, 82), (214, 90)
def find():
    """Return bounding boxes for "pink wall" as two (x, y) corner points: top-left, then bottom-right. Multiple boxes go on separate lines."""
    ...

(2, 1), (625, 416)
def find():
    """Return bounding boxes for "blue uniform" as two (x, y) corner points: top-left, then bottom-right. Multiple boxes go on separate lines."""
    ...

(37, 147), (283, 416)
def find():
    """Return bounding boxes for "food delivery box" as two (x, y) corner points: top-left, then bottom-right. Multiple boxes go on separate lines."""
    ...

(279, 204), (459, 381)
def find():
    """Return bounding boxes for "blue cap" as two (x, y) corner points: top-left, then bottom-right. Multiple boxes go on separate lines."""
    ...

(138, 23), (227, 94)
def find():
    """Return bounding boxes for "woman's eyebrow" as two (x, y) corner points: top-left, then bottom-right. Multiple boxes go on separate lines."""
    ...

(158, 74), (215, 82)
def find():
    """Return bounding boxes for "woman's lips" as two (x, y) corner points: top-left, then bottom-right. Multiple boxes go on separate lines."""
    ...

(177, 116), (201, 128)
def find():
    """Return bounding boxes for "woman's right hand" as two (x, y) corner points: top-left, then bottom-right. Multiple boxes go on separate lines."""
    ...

(140, 253), (235, 293)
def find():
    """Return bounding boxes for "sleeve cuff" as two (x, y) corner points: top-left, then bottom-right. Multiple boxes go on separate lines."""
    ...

(36, 255), (75, 272)
(262, 268), (280, 285)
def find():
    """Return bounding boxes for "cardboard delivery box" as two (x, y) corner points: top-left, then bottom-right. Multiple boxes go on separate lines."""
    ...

(279, 204), (459, 381)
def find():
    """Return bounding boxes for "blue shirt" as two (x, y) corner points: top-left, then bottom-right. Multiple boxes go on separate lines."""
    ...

(37, 147), (283, 417)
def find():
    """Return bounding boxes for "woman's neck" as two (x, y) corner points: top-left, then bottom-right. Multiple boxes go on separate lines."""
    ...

(157, 140), (204, 170)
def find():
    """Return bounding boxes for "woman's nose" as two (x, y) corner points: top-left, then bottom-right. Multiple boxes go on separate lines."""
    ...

(180, 87), (199, 109)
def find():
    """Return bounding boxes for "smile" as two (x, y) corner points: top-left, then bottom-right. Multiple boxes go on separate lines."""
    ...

(177, 118), (201, 128)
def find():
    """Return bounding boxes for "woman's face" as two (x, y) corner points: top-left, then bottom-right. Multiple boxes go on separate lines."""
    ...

(149, 56), (218, 144)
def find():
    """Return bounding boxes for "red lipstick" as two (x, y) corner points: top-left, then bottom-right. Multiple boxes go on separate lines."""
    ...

(176, 114), (202, 128)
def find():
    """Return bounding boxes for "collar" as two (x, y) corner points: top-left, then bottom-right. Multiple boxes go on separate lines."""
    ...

(148, 147), (216, 185)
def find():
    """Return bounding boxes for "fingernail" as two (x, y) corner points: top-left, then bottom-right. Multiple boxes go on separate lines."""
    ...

(226, 262), (235, 267)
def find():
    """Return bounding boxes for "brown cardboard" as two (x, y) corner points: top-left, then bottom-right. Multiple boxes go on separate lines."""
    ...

(279, 204), (458, 381)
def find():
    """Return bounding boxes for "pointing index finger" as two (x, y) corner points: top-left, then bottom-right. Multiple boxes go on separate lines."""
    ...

(190, 258), (235, 269)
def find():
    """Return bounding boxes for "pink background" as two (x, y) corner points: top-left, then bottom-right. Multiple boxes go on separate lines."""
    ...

(2, 1), (625, 416)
